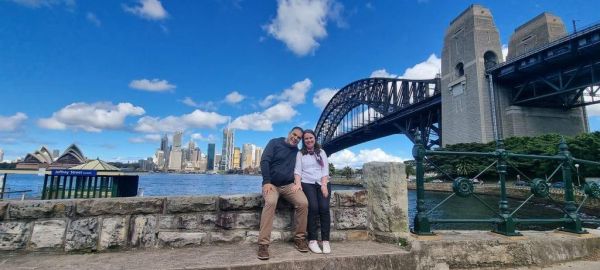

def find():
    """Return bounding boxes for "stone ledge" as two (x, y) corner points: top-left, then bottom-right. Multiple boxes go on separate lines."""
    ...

(76, 197), (164, 216)
(166, 196), (217, 213)
(8, 200), (75, 219)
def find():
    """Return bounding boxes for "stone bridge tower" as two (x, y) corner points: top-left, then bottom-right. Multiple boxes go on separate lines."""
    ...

(441, 5), (587, 146)
(441, 5), (502, 145)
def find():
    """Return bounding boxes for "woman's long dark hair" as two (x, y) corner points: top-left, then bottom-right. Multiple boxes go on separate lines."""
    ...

(300, 129), (324, 167)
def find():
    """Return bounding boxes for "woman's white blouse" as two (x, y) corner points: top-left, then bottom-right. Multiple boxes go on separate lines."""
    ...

(294, 149), (329, 185)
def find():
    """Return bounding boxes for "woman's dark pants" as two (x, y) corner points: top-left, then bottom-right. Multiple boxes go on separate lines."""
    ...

(301, 182), (331, 241)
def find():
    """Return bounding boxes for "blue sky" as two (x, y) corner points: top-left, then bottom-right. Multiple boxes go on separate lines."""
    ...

(1, 0), (599, 168)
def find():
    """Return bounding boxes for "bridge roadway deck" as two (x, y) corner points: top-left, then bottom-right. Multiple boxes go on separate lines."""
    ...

(1, 230), (599, 270)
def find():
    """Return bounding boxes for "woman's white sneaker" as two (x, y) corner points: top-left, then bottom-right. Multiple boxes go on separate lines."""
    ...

(322, 241), (331, 254)
(308, 240), (322, 253)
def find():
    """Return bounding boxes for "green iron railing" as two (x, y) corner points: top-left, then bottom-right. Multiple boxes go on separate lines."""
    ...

(412, 133), (600, 236)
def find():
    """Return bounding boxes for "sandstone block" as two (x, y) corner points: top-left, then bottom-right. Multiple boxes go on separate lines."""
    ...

(0, 221), (31, 250)
(159, 214), (199, 230)
(329, 231), (347, 241)
(166, 196), (217, 213)
(218, 194), (262, 210)
(336, 190), (368, 207)
(99, 217), (128, 250)
(245, 231), (284, 243)
(210, 230), (246, 243)
(347, 230), (369, 240)
(0, 202), (8, 220)
(8, 200), (75, 219)
(272, 209), (292, 229)
(157, 232), (206, 248)
(130, 215), (157, 248)
(364, 162), (409, 234)
(77, 197), (163, 216)
(216, 212), (259, 229)
(65, 217), (98, 252)
(29, 219), (67, 250)
(334, 208), (368, 230)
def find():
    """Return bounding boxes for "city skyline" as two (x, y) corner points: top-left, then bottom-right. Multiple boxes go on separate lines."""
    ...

(2, 1), (600, 169)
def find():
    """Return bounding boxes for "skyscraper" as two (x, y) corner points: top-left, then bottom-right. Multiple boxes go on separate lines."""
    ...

(207, 143), (216, 171)
(168, 131), (184, 171)
(219, 128), (234, 170)
(52, 149), (60, 160)
(254, 147), (263, 169)
(241, 144), (256, 170)
(0, 148), (4, 162)
(233, 147), (241, 169)
(160, 134), (170, 169)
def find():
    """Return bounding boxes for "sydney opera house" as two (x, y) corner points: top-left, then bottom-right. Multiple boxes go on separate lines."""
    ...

(16, 144), (86, 170)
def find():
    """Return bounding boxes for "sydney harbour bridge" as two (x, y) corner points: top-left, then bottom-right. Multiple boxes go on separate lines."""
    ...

(315, 7), (600, 155)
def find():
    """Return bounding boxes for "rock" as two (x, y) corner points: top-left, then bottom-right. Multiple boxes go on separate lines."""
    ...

(347, 230), (369, 241)
(336, 190), (368, 207)
(99, 217), (128, 250)
(210, 230), (246, 243)
(29, 219), (67, 250)
(157, 232), (206, 248)
(0, 202), (8, 220)
(218, 194), (262, 210)
(216, 212), (259, 229)
(8, 200), (75, 219)
(0, 221), (31, 250)
(158, 214), (199, 230)
(65, 217), (99, 252)
(130, 215), (157, 248)
(272, 209), (292, 229)
(364, 162), (409, 234)
(166, 196), (217, 213)
(334, 208), (368, 230)
(245, 231), (284, 243)
(77, 197), (164, 216)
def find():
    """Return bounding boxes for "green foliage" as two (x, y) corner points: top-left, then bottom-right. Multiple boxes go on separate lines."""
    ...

(0, 163), (16, 169)
(341, 166), (353, 179)
(328, 163), (335, 175)
(427, 132), (600, 181)
(404, 160), (416, 177)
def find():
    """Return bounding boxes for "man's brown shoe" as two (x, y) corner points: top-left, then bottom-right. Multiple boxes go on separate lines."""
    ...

(294, 239), (309, 252)
(257, 244), (269, 260)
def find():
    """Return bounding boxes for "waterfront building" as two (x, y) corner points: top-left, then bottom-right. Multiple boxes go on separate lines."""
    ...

(207, 143), (216, 171)
(154, 150), (165, 169)
(215, 154), (222, 170)
(17, 144), (86, 170)
(197, 155), (207, 172)
(138, 157), (154, 171)
(232, 147), (241, 169)
(254, 147), (263, 169)
(0, 148), (3, 162)
(52, 149), (60, 160)
(186, 140), (196, 163)
(219, 128), (234, 170)
(47, 144), (86, 169)
(241, 144), (256, 170)
(160, 134), (170, 169)
(168, 131), (184, 171)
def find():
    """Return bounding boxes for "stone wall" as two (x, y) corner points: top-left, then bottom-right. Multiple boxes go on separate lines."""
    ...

(0, 190), (369, 253)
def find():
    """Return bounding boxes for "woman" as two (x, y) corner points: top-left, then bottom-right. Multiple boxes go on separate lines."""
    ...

(294, 129), (331, 254)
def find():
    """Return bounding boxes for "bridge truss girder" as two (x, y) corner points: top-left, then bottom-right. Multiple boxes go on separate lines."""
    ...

(315, 77), (441, 155)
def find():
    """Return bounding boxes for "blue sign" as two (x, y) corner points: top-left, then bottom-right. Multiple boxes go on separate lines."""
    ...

(51, 170), (97, 176)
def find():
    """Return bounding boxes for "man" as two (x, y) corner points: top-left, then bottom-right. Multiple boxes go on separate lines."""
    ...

(257, 127), (309, 260)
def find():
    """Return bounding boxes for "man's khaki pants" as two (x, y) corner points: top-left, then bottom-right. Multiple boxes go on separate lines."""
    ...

(258, 183), (308, 245)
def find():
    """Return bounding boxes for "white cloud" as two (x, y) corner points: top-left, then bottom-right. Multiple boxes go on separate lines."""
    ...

(86, 12), (101, 27)
(371, 54), (441, 80)
(134, 110), (229, 133)
(225, 91), (245, 104)
(129, 78), (176, 92)
(265, 0), (343, 56)
(502, 44), (508, 61)
(191, 133), (217, 142)
(180, 97), (217, 111)
(129, 134), (162, 143)
(313, 88), (338, 109)
(10, 0), (75, 8)
(260, 78), (312, 107)
(123, 0), (168, 21)
(329, 148), (406, 169)
(230, 102), (297, 131)
(38, 102), (145, 132)
(0, 112), (28, 132)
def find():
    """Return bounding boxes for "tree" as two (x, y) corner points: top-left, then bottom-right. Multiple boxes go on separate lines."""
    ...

(341, 166), (353, 179)
(404, 160), (416, 178)
(329, 163), (335, 175)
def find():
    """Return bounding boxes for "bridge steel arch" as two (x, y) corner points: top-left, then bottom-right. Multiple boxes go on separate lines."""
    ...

(315, 77), (441, 155)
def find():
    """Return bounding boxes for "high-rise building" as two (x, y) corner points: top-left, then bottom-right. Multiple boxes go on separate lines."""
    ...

(168, 131), (184, 171)
(52, 149), (60, 160)
(241, 144), (256, 170)
(232, 147), (241, 169)
(160, 134), (170, 169)
(207, 143), (216, 171)
(187, 140), (196, 162)
(254, 147), (263, 169)
(0, 148), (4, 162)
(219, 128), (234, 170)
(215, 154), (222, 170)
(154, 150), (165, 169)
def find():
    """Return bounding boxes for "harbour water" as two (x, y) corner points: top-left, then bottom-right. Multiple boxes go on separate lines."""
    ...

(2, 173), (598, 230)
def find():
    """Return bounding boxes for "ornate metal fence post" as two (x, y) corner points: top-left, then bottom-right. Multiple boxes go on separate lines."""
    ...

(559, 138), (586, 234)
(412, 132), (432, 235)
(494, 140), (519, 235)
